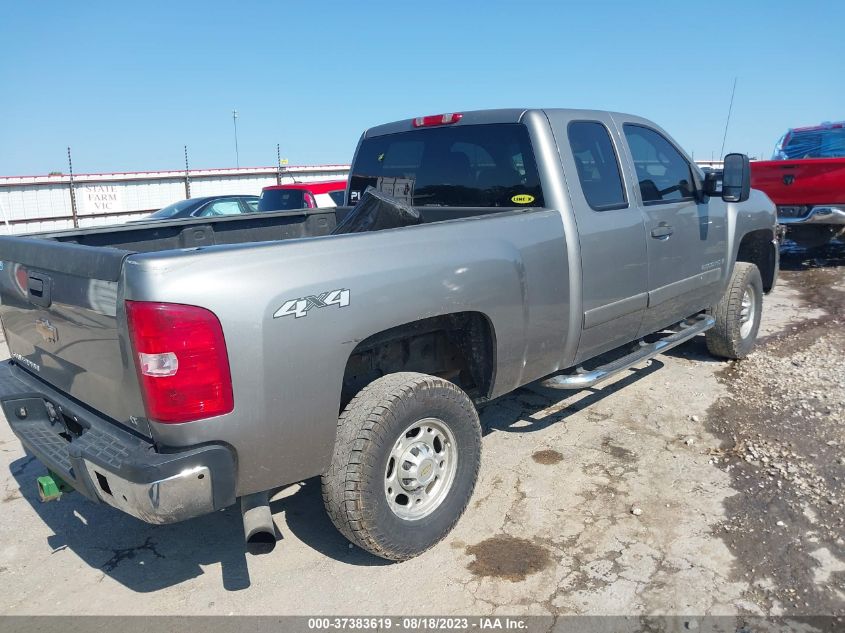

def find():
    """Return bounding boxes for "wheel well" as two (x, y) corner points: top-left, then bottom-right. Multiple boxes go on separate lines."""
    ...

(341, 312), (496, 408)
(737, 229), (777, 293)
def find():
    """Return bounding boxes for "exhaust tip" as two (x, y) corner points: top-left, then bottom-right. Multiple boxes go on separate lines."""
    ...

(246, 530), (277, 555)
(241, 491), (277, 555)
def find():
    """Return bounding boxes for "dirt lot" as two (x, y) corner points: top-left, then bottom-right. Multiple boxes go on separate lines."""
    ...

(0, 243), (842, 617)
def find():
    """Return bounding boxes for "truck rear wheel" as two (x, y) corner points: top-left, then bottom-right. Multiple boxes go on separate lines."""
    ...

(706, 262), (763, 360)
(322, 372), (482, 561)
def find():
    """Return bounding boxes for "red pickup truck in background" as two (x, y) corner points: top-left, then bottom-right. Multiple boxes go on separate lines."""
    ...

(258, 180), (347, 212)
(751, 121), (845, 248)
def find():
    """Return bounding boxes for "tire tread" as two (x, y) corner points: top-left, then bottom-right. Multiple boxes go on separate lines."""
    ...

(706, 262), (762, 359)
(321, 372), (481, 561)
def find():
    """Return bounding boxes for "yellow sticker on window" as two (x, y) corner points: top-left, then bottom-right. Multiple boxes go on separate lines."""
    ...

(511, 194), (535, 205)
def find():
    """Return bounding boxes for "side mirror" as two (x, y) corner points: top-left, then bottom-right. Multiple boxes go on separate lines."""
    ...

(721, 153), (751, 203)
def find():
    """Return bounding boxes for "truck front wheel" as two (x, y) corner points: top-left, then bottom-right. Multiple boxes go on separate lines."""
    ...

(322, 372), (482, 561)
(706, 262), (763, 360)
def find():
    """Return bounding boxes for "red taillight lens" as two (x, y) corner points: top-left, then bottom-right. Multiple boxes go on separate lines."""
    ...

(412, 113), (463, 127)
(125, 301), (234, 423)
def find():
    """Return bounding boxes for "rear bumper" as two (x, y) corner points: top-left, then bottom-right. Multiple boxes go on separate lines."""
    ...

(0, 361), (236, 524)
(778, 204), (845, 225)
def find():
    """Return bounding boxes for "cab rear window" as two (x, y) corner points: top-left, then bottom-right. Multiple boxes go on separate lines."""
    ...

(349, 124), (544, 208)
(258, 189), (305, 212)
(777, 127), (845, 159)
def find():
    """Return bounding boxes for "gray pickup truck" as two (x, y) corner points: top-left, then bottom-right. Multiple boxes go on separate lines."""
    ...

(0, 108), (778, 561)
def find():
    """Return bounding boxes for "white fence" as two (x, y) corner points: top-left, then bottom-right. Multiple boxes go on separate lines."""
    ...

(0, 160), (732, 236)
(0, 164), (350, 235)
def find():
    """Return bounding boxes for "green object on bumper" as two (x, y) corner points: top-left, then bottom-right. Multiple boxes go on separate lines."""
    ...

(36, 471), (73, 502)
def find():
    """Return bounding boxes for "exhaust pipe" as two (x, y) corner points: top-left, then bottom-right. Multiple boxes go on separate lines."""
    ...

(241, 491), (277, 554)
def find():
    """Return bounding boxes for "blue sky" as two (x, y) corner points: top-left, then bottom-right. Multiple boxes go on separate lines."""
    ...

(1, 0), (842, 175)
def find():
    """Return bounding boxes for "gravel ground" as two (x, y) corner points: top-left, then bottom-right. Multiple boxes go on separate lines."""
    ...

(707, 242), (845, 616)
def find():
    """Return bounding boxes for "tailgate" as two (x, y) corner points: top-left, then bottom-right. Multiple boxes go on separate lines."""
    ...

(751, 158), (845, 206)
(0, 236), (149, 436)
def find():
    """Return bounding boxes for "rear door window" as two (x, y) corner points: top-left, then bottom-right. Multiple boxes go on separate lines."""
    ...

(349, 123), (544, 208)
(567, 121), (627, 211)
(198, 199), (243, 216)
(623, 124), (694, 204)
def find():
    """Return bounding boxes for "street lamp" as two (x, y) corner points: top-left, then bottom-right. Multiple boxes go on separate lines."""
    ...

(232, 109), (240, 168)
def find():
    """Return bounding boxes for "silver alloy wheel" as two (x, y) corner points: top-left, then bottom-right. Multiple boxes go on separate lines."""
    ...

(739, 287), (756, 338)
(384, 417), (458, 521)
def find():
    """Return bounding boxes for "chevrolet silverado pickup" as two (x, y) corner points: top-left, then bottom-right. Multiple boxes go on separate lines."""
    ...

(0, 108), (779, 561)
(751, 120), (845, 247)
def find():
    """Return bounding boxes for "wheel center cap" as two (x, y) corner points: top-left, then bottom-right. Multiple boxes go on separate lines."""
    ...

(418, 459), (435, 485)
(400, 442), (437, 489)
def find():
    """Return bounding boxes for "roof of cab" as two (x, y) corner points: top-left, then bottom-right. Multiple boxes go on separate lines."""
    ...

(363, 108), (648, 139)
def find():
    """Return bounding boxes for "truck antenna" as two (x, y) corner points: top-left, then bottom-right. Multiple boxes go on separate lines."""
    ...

(719, 77), (737, 159)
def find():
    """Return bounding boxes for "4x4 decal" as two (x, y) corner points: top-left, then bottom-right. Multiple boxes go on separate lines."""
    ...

(273, 289), (350, 319)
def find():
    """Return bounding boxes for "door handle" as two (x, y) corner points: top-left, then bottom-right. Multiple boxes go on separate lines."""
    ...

(651, 225), (674, 240)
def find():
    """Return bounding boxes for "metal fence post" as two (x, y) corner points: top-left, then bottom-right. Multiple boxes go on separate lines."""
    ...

(67, 146), (79, 228)
(184, 145), (191, 199)
(276, 144), (282, 185)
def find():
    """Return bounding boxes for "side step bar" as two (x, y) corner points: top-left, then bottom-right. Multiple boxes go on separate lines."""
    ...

(541, 314), (715, 390)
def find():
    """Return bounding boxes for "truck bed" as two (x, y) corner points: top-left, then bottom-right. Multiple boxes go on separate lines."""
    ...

(750, 158), (845, 206)
(35, 207), (346, 252)
(0, 202), (543, 439)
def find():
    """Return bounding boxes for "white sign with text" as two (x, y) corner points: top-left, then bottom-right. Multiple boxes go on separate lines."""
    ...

(77, 184), (125, 214)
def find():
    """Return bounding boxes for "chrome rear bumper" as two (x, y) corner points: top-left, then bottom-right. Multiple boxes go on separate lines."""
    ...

(778, 205), (845, 225)
(0, 361), (236, 524)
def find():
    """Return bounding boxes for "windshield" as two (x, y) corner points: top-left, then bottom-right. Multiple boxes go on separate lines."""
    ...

(775, 127), (845, 159)
(349, 123), (544, 208)
(148, 198), (198, 219)
(258, 189), (306, 211)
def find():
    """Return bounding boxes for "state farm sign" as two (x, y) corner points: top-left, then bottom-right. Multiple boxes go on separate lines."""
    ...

(76, 184), (125, 214)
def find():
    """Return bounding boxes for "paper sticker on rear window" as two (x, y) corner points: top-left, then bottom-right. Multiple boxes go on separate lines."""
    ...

(511, 194), (535, 205)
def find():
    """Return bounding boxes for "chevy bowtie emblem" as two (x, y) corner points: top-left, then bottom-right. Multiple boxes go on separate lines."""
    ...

(35, 318), (58, 344)
(783, 174), (795, 186)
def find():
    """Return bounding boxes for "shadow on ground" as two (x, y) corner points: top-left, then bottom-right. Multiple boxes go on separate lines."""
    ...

(480, 358), (663, 435)
(8, 456), (390, 593)
(779, 238), (845, 271)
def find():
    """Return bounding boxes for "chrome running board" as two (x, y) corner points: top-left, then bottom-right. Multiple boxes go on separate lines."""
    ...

(541, 314), (715, 390)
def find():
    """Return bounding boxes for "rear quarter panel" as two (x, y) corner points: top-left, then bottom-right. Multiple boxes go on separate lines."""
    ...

(123, 210), (569, 494)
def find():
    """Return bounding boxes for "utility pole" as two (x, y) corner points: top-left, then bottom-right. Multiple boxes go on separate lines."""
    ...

(232, 109), (240, 168)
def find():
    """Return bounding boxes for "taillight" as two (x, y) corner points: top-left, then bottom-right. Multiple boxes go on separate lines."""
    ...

(125, 301), (234, 423)
(412, 113), (463, 127)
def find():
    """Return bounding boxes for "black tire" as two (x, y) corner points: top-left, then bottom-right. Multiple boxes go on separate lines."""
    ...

(706, 262), (763, 360)
(322, 372), (482, 561)
(788, 225), (837, 249)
